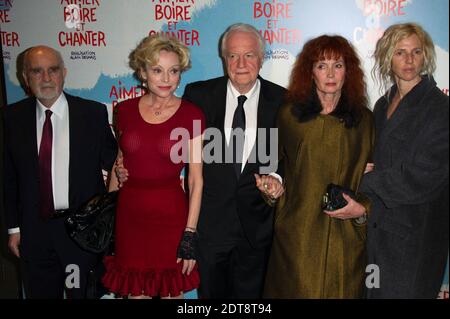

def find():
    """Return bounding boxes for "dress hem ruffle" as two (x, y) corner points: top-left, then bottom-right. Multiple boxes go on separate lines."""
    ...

(102, 256), (200, 297)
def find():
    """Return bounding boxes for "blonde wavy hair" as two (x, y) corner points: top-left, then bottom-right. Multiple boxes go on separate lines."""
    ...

(129, 34), (191, 82)
(372, 22), (436, 94)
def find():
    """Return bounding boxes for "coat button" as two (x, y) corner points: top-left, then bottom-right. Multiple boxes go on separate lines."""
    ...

(373, 223), (377, 228)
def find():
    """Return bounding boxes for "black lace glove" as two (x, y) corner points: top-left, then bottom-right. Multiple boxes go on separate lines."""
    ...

(177, 230), (197, 260)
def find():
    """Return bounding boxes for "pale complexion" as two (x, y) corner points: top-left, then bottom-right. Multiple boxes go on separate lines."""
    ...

(312, 57), (366, 220)
(313, 57), (346, 114)
(138, 50), (182, 124)
(109, 49), (203, 299)
(222, 30), (284, 198)
(223, 30), (262, 94)
(117, 33), (284, 201)
(22, 46), (67, 108)
(8, 46), (68, 258)
(387, 34), (425, 119)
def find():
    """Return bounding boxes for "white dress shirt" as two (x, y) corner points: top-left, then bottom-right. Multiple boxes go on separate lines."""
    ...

(224, 79), (260, 173)
(8, 93), (70, 234)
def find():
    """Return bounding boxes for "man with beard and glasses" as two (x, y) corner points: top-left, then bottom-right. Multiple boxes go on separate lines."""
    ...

(3, 46), (117, 299)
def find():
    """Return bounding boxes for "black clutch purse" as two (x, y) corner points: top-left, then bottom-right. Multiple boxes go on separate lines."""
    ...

(322, 183), (356, 211)
(65, 191), (118, 254)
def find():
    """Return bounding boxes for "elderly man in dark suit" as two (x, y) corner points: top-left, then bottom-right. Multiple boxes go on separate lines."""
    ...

(182, 23), (286, 298)
(4, 46), (117, 298)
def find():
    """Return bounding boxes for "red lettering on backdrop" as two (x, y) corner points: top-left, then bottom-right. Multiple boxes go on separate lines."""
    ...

(1, 31), (20, 47)
(148, 29), (200, 46)
(110, 81), (145, 110)
(59, 30), (106, 47)
(253, 0), (301, 45)
(254, 1), (292, 19)
(63, 6), (97, 23)
(59, 1), (106, 47)
(0, 9), (11, 23)
(155, 4), (191, 21)
(364, 0), (407, 16)
(60, 0), (100, 6)
(151, 0), (200, 46)
(0, 1), (20, 47)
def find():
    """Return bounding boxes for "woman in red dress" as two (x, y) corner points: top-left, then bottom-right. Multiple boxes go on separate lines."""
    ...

(102, 34), (204, 298)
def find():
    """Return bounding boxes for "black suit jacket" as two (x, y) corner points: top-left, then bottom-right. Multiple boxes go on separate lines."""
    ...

(3, 93), (117, 256)
(184, 76), (286, 248)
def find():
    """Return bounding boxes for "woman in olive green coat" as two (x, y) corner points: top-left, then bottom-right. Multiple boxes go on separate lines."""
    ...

(264, 35), (374, 298)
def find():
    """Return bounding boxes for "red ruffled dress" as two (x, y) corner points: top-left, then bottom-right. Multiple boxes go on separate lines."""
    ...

(102, 97), (205, 297)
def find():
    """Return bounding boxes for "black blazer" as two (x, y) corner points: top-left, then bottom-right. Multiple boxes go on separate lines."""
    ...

(184, 76), (286, 248)
(3, 93), (117, 254)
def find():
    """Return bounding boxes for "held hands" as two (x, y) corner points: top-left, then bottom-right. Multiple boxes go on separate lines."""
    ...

(176, 230), (197, 276)
(324, 193), (366, 220)
(364, 162), (374, 174)
(115, 155), (129, 188)
(8, 233), (20, 258)
(254, 174), (284, 200)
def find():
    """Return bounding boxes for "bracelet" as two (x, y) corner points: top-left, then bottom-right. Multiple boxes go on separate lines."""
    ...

(354, 213), (367, 225)
(185, 226), (197, 232)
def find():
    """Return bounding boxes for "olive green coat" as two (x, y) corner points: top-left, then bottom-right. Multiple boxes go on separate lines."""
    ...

(264, 104), (374, 298)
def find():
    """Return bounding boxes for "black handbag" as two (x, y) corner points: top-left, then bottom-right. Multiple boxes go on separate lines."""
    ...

(321, 183), (356, 211)
(65, 191), (118, 254)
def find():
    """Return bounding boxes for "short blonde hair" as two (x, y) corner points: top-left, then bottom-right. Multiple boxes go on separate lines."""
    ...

(129, 34), (191, 81)
(372, 22), (436, 93)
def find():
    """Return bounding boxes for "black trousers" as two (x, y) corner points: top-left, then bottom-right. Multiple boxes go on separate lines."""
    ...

(20, 219), (99, 299)
(197, 234), (271, 299)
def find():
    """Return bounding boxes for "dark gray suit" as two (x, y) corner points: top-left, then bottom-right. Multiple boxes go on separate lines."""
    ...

(360, 76), (449, 298)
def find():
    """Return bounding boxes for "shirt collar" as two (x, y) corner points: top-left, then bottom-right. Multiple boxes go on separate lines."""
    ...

(228, 79), (260, 101)
(36, 92), (68, 121)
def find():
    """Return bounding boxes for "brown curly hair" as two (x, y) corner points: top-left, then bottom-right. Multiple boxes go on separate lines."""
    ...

(288, 35), (368, 126)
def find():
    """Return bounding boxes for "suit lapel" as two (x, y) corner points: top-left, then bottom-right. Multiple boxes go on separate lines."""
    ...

(26, 99), (39, 184)
(210, 78), (238, 179)
(379, 102), (411, 143)
(241, 78), (276, 177)
(379, 82), (427, 144)
(211, 78), (227, 136)
(67, 93), (87, 207)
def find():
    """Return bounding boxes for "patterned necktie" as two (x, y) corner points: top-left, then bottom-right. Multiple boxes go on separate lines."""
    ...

(39, 110), (54, 220)
(231, 95), (247, 178)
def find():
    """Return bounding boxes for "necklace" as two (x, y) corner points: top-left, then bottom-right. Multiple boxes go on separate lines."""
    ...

(150, 95), (173, 116)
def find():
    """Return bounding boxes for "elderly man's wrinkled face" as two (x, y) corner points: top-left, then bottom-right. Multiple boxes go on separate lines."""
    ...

(224, 31), (262, 94)
(23, 47), (66, 107)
